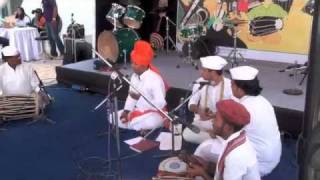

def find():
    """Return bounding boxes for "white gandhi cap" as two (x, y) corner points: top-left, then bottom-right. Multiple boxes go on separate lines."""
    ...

(2, 46), (19, 57)
(230, 66), (259, 80)
(200, 56), (228, 70)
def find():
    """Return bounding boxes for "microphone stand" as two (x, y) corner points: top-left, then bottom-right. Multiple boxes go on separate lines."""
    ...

(153, 83), (206, 158)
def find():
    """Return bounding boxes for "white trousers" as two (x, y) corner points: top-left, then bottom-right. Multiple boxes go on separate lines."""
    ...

(183, 119), (213, 144)
(110, 109), (164, 131)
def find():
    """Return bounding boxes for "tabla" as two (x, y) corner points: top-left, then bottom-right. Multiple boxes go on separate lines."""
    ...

(179, 25), (206, 41)
(105, 3), (126, 28)
(123, 5), (145, 29)
(0, 94), (39, 121)
(153, 157), (192, 180)
(97, 28), (140, 63)
(249, 16), (283, 36)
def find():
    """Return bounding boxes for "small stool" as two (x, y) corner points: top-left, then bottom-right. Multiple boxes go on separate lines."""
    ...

(35, 31), (51, 59)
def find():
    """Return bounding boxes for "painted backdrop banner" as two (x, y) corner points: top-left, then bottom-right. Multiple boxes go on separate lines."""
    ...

(177, 0), (313, 54)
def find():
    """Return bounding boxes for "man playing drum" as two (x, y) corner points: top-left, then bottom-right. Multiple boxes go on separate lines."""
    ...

(0, 46), (40, 96)
(111, 40), (168, 132)
(186, 99), (261, 180)
(0, 46), (50, 121)
(183, 56), (233, 145)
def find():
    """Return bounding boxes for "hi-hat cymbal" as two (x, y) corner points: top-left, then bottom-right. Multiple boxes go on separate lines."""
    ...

(119, 0), (141, 6)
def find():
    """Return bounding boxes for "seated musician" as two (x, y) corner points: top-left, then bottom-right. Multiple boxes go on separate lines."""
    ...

(184, 99), (261, 180)
(112, 40), (168, 131)
(0, 46), (49, 110)
(0, 46), (40, 96)
(183, 56), (233, 145)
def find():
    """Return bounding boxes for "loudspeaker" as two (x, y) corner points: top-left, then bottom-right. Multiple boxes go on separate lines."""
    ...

(63, 38), (93, 65)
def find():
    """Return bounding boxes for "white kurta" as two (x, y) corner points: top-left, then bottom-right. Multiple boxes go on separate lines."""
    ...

(15, 16), (31, 27)
(214, 131), (261, 180)
(113, 69), (167, 131)
(183, 77), (233, 144)
(0, 62), (40, 96)
(240, 95), (282, 176)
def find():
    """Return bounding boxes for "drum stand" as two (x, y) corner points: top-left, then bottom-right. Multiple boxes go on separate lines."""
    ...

(282, 63), (304, 96)
(227, 28), (245, 67)
(176, 39), (198, 70)
(161, 16), (177, 53)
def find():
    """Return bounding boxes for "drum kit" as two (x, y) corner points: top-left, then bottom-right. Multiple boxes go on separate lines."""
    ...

(98, 2), (146, 64)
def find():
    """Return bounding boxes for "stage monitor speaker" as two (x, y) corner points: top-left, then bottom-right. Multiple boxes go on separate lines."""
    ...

(63, 38), (93, 65)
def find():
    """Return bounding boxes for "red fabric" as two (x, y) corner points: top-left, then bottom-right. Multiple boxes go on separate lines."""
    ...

(128, 107), (168, 122)
(131, 40), (154, 66)
(217, 131), (246, 180)
(237, 0), (249, 12)
(216, 99), (250, 126)
(149, 64), (170, 91)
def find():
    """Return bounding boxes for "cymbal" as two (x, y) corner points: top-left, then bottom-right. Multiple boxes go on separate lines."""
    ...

(119, 0), (141, 6)
(97, 30), (119, 63)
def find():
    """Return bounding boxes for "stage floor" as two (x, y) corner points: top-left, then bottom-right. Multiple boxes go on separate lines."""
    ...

(58, 52), (307, 112)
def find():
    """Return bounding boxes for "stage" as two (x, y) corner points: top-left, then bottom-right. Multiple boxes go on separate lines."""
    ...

(56, 52), (306, 135)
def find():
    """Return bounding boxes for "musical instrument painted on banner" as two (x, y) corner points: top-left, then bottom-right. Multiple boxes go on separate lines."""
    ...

(0, 94), (39, 121)
(180, 0), (208, 27)
(179, 24), (205, 41)
(105, 3), (126, 28)
(97, 28), (140, 63)
(249, 16), (283, 36)
(153, 157), (192, 180)
(123, 5), (146, 29)
(302, 0), (314, 15)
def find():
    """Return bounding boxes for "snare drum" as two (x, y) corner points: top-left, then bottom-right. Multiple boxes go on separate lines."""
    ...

(0, 94), (39, 121)
(179, 25), (205, 41)
(97, 28), (140, 63)
(106, 3), (126, 28)
(123, 5), (146, 29)
(153, 157), (192, 180)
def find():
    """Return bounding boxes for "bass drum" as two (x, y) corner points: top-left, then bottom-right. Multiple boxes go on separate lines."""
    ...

(97, 28), (140, 64)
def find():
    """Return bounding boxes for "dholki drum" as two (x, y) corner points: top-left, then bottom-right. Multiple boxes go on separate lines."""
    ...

(97, 28), (140, 63)
(123, 5), (145, 29)
(105, 3), (126, 28)
(153, 157), (192, 180)
(249, 16), (283, 36)
(179, 25), (205, 41)
(0, 94), (39, 121)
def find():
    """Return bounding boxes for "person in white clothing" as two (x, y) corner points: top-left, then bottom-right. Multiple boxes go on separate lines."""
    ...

(0, 46), (40, 96)
(112, 40), (167, 131)
(186, 99), (261, 180)
(183, 56), (233, 144)
(230, 66), (282, 176)
(15, 7), (31, 27)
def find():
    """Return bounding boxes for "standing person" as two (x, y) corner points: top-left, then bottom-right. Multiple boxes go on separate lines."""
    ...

(230, 66), (282, 176)
(111, 40), (168, 132)
(186, 99), (261, 180)
(42, 0), (64, 57)
(183, 56), (233, 144)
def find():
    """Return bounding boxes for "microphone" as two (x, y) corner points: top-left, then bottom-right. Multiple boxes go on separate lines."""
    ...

(170, 113), (201, 134)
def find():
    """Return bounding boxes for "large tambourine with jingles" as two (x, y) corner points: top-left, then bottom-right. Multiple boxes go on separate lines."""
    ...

(153, 157), (192, 180)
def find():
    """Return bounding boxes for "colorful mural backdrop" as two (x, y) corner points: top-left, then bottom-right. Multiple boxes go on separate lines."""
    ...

(177, 0), (313, 54)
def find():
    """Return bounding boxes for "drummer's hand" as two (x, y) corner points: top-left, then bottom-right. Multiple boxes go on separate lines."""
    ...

(129, 91), (140, 100)
(120, 110), (129, 123)
(187, 163), (207, 178)
(198, 108), (212, 120)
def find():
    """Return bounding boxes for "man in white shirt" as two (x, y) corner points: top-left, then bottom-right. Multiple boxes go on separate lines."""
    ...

(186, 99), (261, 180)
(229, 66), (282, 176)
(183, 56), (233, 144)
(112, 40), (167, 131)
(0, 46), (40, 96)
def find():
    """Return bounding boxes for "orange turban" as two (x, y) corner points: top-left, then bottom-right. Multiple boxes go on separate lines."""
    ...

(130, 40), (154, 66)
(216, 99), (250, 126)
